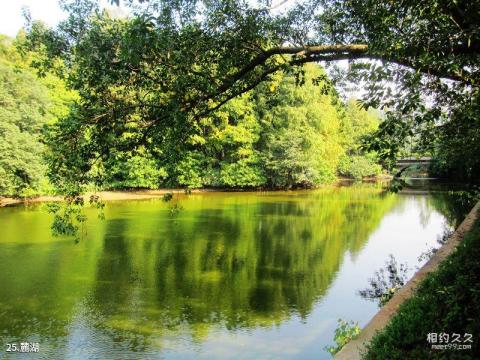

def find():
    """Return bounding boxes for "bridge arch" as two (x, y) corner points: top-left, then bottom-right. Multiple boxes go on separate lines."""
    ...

(393, 157), (432, 177)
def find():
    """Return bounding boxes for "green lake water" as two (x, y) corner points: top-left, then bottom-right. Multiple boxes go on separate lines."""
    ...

(0, 183), (467, 359)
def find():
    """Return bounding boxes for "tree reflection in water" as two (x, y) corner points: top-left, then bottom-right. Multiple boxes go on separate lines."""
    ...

(0, 184), (471, 357)
(358, 255), (409, 307)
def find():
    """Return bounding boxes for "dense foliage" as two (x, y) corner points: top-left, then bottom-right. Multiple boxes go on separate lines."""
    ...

(21, 0), (480, 190)
(365, 217), (480, 359)
(0, 33), (381, 196)
(318, 0), (480, 181)
(0, 35), (74, 197)
(102, 63), (381, 189)
(4, 0), (479, 194)
(429, 100), (480, 182)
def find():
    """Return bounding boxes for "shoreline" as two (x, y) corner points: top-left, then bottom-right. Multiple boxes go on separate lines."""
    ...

(0, 176), (394, 208)
(335, 200), (480, 359)
(0, 189), (211, 207)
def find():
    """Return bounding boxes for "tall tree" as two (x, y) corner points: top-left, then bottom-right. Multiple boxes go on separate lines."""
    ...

(23, 0), (480, 188)
(0, 35), (74, 196)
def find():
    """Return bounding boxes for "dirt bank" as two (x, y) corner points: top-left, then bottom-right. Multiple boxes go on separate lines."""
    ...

(0, 176), (392, 208)
(0, 189), (212, 207)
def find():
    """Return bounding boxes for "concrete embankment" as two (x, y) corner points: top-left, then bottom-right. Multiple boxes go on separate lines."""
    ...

(335, 200), (480, 360)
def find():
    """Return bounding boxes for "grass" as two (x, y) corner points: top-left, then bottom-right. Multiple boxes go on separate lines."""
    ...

(363, 215), (480, 359)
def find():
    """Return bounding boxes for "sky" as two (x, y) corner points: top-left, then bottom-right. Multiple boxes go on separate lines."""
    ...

(0, 0), (121, 37)
(0, 0), (295, 37)
(0, 0), (65, 37)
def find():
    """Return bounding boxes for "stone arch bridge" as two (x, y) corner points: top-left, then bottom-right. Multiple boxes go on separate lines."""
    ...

(394, 157), (432, 177)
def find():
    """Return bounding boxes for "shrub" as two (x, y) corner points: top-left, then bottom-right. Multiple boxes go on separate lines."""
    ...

(219, 160), (266, 188)
(175, 153), (205, 189)
(325, 319), (361, 355)
(338, 155), (381, 180)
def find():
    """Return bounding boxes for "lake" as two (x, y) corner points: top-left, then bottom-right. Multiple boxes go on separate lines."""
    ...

(0, 183), (467, 359)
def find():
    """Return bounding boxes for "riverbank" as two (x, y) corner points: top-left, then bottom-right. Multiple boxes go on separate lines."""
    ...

(336, 200), (480, 359)
(1, 177), (395, 207)
(0, 189), (212, 207)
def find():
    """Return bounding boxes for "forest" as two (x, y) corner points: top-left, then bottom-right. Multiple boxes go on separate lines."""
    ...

(1, 0), (478, 199)
(0, 33), (382, 197)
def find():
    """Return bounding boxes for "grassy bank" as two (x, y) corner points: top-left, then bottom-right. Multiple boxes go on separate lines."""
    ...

(364, 213), (480, 359)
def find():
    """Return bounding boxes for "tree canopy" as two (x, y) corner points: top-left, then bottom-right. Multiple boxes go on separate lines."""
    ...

(0, 31), (380, 196)
(0, 34), (75, 196)
(21, 0), (480, 188)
